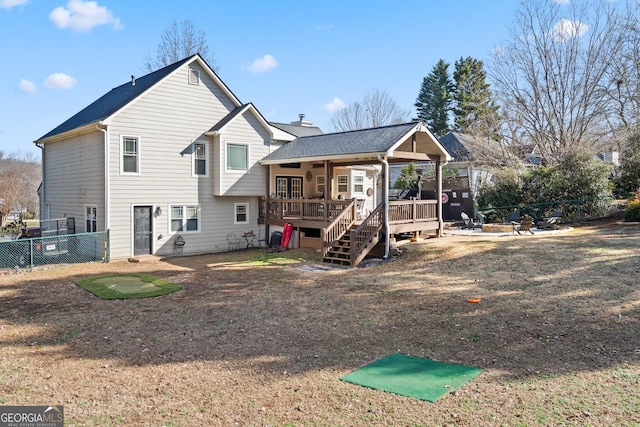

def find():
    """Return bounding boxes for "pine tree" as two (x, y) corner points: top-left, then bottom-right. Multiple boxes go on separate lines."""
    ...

(414, 59), (453, 137)
(452, 57), (501, 140)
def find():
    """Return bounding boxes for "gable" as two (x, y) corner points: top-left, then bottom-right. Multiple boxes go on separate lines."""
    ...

(36, 54), (244, 143)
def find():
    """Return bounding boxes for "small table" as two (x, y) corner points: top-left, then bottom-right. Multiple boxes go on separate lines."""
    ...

(242, 232), (256, 248)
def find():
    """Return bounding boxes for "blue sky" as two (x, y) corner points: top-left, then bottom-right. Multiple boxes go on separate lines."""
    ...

(1, 0), (519, 158)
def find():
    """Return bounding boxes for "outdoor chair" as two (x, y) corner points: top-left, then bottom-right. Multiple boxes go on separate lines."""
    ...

(461, 212), (481, 229)
(537, 208), (563, 230)
(257, 229), (266, 248)
(507, 211), (520, 224)
(227, 233), (241, 251)
(513, 214), (535, 235)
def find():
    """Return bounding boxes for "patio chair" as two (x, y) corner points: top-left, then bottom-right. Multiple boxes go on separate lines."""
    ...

(537, 208), (563, 230)
(227, 233), (241, 251)
(461, 212), (480, 229)
(513, 214), (534, 235)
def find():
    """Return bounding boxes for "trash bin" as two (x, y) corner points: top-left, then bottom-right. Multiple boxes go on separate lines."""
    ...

(269, 231), (282, 248)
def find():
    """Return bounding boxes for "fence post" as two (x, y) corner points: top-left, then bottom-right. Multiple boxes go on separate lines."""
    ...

(104, 230), (110, 262)
(577, 199), (582, 219)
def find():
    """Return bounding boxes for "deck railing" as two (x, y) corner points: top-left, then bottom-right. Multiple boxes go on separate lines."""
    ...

(260, 197), (352, 223)
(388, 199), (437, 224)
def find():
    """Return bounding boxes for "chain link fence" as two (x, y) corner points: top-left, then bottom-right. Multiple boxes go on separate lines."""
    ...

(0, 231), (110, 271)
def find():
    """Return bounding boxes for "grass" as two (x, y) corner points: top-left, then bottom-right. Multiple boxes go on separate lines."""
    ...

(1, 222), (640, 425)
(75, 273), (181, 299)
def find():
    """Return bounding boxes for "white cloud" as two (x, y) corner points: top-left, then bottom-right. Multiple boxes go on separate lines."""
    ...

(49, 0), (122, 32)
(19, 79), (36, 93)
(0, 0), (28, 9)
(45, 73), (77, 89)
(323, 97), (346, 114)
(247, 54), (277, 74)
(553, 0), (570, 4)
(550, 18), (588, 41)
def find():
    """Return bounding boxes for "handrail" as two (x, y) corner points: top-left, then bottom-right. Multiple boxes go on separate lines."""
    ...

(350, 202), (384, 266)
(321, 198), (357, 258)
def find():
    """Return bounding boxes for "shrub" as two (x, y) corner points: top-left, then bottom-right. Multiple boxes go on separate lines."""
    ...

(625, 199), (640, 222)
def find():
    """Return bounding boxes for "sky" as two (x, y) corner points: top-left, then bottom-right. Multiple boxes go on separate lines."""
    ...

(0, 0), (522, 158)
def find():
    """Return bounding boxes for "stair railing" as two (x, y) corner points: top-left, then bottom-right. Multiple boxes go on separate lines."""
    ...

(321, 198), (357, 259)
(350, 202), (384, 266)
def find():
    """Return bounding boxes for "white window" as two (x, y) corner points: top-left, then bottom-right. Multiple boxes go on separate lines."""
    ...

(234, 203), (249, 224)
(226, 142), (248, 171)
(353, 174), (364, 194)
(337, 175), (348, 193)
(85, 205), (97, 232)
(170, 205), (200, 233)
(193, 141), (207, 176)
(188, 68), (200, 85)
(316, 175), (325, 195)
(121, 135), (140, 174)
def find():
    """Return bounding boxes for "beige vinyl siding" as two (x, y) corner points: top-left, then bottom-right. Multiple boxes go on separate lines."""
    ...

(42, 130), (105, 231)
(106, 62), (267, 258)
(214, 111), (271, 196)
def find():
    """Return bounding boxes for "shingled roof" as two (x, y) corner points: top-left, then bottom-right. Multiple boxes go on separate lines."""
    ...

(261, 122), (427, 164)
(270, 122), (324, 138)
(36, 55), (212, 141)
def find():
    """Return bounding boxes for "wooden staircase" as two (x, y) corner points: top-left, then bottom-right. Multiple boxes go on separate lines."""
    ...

(323, 225), (356, 266)
(322, 202), (384, 267)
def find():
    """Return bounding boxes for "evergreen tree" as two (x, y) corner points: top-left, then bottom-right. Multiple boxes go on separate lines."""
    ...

(414, 59), (453, 137)
(452, 57), (501, 140)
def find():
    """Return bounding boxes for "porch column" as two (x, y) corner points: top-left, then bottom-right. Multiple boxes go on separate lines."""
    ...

(436, 159), (443, 236)
(325, 160), (332, 199)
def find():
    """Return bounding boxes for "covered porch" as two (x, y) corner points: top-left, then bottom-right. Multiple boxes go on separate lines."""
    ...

(259, 122), (451, 266)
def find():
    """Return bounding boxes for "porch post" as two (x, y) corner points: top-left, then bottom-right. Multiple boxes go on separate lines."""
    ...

(436, 159), (443, 237)
(325, 160), (332, 199)
(379, 155), (390, 259)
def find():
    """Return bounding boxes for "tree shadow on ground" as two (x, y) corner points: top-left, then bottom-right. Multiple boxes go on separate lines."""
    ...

(1, 225), (639, 383)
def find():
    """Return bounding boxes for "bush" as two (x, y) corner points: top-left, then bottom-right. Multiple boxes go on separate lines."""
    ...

(477, 148), (614, 221)
(625, 200), (640, 222)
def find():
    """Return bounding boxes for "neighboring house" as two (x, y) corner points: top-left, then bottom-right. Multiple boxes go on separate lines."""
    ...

(438, 131), (505, 197)
(35, 54), (451, 265)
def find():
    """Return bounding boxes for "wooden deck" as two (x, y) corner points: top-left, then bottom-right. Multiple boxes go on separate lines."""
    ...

(259, 197), (440, 266)
(260, 197), (439, 233)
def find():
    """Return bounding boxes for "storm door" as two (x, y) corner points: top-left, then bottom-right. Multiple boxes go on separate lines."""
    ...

(133, 206), (152, 256)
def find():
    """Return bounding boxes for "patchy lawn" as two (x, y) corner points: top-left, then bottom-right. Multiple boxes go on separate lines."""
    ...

(1, 223), (639, 426)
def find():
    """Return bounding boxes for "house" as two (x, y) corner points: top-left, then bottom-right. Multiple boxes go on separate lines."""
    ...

(438, 131), (506, 197)
(35, 54), (450, 265)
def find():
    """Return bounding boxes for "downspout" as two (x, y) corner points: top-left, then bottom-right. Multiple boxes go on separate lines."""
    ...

(96, 124), (109, 230)
(377, 154), (389, 259)
(34, 141), (44, 219)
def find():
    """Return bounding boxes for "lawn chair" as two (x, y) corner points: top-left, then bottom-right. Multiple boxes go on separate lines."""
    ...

(513, 214), (534, 235)
(507, 211), (520, 224)
(227, 233), (241, 251)
(461, 212), (480, 229)
(537, 208), (563, 230)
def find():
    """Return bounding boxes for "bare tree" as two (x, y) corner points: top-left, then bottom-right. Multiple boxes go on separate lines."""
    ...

(143, 20), (218, 72)
(490, 0), (639, 165)
(329, 90), (411, 132)
(0, 152), (41, 225)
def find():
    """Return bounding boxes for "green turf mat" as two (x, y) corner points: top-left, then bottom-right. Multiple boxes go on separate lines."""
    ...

(76, 273), (181, 299)
(340, 353), (482, 402)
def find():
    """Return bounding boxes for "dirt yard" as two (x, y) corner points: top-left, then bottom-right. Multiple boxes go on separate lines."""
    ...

(1, 222), (639, 426)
